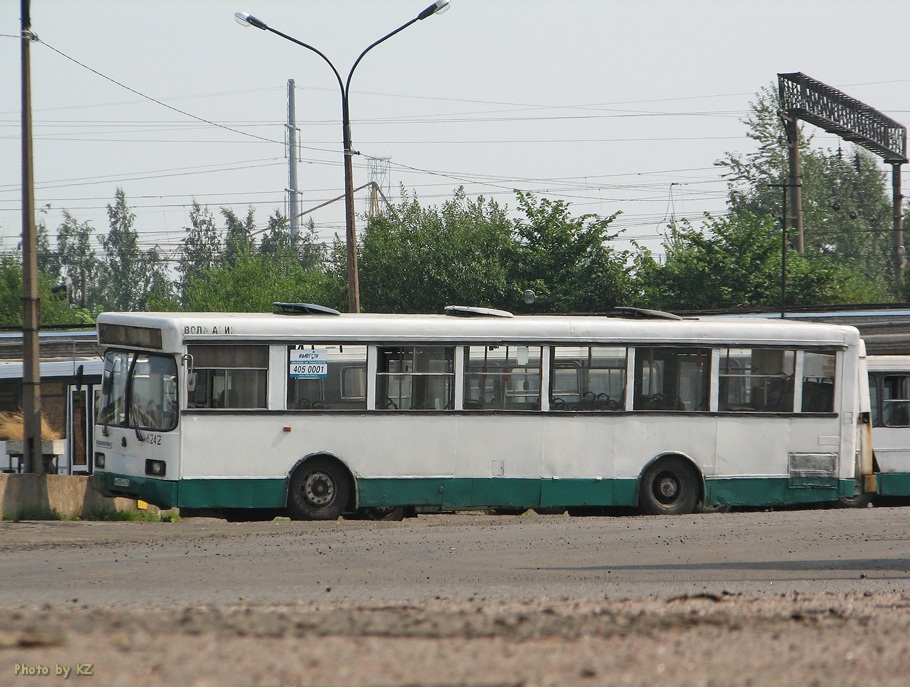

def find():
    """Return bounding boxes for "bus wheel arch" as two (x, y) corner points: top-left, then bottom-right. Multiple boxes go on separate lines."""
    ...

(286, 454), (355, 520)
(638, 453), (703, 516)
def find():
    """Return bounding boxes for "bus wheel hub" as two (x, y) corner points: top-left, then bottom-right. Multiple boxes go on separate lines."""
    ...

(304, 471), (335, 506)
(658, 476), (678, 500)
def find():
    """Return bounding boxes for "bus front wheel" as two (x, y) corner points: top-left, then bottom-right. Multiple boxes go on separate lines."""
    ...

(288, 458), (352, 520)
(639, 457), (700, 516)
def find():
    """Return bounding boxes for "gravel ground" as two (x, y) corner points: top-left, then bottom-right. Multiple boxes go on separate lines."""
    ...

(3, 592), (910, 686)
(1, 513), (909, 686)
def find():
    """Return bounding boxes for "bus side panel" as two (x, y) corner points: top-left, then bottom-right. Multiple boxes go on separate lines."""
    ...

(710, 415), (847, 505)
(873, 427), (910, 496)
(173, 410), (853, 511)
(179, 413), (463, 509)
(873, 428), (910, 473)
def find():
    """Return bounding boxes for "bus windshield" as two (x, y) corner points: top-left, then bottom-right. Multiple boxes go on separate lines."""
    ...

(98, 350), (178, 432)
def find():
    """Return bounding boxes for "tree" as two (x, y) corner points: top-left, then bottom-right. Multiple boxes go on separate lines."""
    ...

(221, 207), (256, 267)
(0, 256), (93, 326)
(631, 213), (886, 310)
(358, 187), (517, 312)
(258, 210), (294, 263)
(510, 191), (630, 313)
(56, 211), (100, 309)
(178, 201), (222, 301)
(97, 188), (144, 310)
(718, 85), (897, 297)
(97, 188), (174, 311)
(296, 217), (326, 271)
(181, 253), (334, 312)
(35, 207), (60, 281)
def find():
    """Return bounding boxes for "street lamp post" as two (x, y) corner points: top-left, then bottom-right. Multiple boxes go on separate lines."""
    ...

(235, 1), (451, 313)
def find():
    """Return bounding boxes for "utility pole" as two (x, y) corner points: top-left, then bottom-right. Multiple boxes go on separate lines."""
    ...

(287, 79), (300, 242)
(20, 0), (42, 472)
(780, 113), (805, 253)
(771, 183), (800, 319)
(893, 163), (906, 295)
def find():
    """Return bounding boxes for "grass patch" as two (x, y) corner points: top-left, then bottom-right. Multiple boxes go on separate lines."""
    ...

(86, 509), (177, 522)
(3, 506), (76, 522)
(0, 506), (180, 522)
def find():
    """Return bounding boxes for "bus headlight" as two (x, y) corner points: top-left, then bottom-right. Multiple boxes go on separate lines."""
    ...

(94, 452), (105, 469)
(145, 459), (166, 477)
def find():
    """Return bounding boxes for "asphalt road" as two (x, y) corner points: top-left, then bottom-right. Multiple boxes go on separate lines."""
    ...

(2, 508), (910, 687)
(1, 507), (908, 606)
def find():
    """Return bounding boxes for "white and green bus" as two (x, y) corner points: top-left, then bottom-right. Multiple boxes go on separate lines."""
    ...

(92, 306), (873, 519)
(866, 355), (910, 499)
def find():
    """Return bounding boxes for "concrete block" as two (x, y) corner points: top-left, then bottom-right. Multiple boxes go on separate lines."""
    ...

(0, 473), (141, 519)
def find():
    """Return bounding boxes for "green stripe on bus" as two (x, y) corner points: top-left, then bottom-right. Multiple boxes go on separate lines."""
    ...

(355, 478), (640, 509)
(177, 478), (288, 509)
(876, 473), (910, 497)
(705, 477), (850, 506)
(97, 473), (856, 511)
(94, 472), (180, 509)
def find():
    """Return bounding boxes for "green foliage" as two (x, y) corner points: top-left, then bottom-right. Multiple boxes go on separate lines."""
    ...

(0, 256), (95, 326)
(357, 187), (630, 314)
(511, 192), (630, 312)
(86, 508), (176, 521)
(359, 188), (516, 312)
(181, 252), (335, 312)
(57, 211), (101, 309)
(97, 188), (175, 310)
(35, 207), (60, 280)
(4, 506), (73, 522)
(296, 217), (327, 271)
(222, 207), (256, 266)
(631, 213), (887, 310)
(179, 201), (222, 296)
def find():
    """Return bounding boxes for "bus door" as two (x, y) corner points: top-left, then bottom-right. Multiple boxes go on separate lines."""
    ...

(872, 372), (910, 475)
(67, 383), (95, 474)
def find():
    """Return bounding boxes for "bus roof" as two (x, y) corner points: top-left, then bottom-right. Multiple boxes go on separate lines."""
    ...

(0, 356), (102, 380)
(96, 310), (863, 352)
(866, 354), (910, 371)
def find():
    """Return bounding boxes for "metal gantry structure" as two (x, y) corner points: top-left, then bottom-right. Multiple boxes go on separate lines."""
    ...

(777, 72), (908, 294)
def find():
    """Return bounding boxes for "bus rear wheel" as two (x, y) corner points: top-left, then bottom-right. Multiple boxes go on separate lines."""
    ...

(639, 457), (700, 515)
(288, 458), (352, 520)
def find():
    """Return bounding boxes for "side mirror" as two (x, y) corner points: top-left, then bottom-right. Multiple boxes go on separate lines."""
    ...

(74, 364), (84, 392)
(101, 368), (113, 396)
(182, 354), (196, 392)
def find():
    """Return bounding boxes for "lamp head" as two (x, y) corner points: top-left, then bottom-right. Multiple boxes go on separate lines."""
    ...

(234, 11), (268, 30)
(417, 0), (451, 20)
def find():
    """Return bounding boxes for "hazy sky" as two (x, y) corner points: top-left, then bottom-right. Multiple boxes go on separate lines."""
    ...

(2, 0), (909, 265)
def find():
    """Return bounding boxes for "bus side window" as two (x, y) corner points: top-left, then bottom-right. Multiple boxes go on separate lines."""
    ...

(869, 375), (881, 426)
(377, 346), (455, 411)
(464, 345), (542, 411)
(718, 348), (795, 412)
(882, 374), (910, 426)
(801, 351), (836, 413)
(633, 347), (710, 412)
(550, 346), (626, 411)
(186, 345), (268, 409)
(287, 345), (367, 410)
